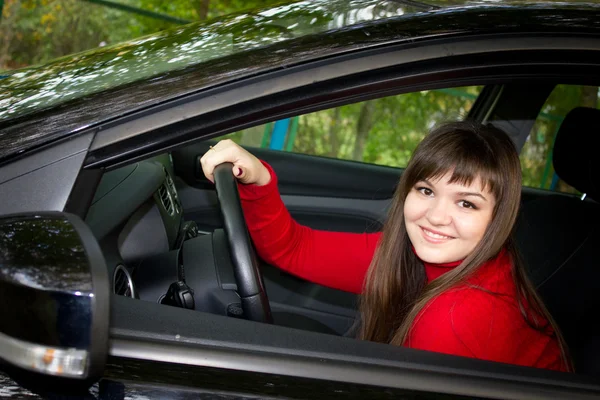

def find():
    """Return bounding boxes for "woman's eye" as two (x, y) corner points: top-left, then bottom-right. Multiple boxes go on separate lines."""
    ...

(459, 200), (477, 209)
(417, 187), (433, 196)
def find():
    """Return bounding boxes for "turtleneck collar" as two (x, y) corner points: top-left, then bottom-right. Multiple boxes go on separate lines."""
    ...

(422, 258), (463, 282)
(415, 248), (508, 283)
(411, 246), (463, 282)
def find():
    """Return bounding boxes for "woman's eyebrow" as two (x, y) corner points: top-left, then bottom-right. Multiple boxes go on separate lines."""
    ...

(420, 179), (488, 201)
(457, 191), (488, 201)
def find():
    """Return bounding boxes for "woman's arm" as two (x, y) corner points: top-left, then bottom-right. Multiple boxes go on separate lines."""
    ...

(239, 161), (380, 294)
(200, 140), (380, 294)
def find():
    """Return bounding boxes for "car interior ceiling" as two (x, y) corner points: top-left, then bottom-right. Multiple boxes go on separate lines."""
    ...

(87, 83), (600, 377)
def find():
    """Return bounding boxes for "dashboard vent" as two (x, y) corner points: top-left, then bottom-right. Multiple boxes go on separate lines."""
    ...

(113, 265), (135, 298)
(166, 170), (176, 192)
(158, 183), (175, 216)
(164, 169), (181, 214)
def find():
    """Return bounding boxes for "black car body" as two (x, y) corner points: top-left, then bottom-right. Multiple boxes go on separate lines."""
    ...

(1, 0), (600, 398)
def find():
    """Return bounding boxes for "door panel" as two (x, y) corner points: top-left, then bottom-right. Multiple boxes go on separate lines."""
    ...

(177, 184), (389, 234)
(174, 143), (401, 199)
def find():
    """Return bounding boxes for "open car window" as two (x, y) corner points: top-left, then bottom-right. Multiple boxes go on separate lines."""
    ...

(224, 86), (483, 168)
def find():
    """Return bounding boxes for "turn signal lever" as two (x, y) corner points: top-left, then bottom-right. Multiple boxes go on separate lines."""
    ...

(175, 221), (199, 249)
(161, 281), (195, 310)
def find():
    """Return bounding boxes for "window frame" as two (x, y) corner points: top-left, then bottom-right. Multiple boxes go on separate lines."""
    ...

(83, 35), (600, 170)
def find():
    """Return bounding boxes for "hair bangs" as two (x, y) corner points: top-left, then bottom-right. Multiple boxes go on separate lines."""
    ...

(446, 157), (498, 198)
(406, 126), (503, 200)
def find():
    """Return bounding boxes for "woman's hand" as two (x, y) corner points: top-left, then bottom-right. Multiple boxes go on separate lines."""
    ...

(200, 139), (271, 186)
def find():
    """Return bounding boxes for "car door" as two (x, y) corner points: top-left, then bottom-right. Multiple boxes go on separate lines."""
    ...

(102, 293), (600, 400)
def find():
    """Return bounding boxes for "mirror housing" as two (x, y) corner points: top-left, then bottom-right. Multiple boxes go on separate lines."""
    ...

(0, 212), (109, 383)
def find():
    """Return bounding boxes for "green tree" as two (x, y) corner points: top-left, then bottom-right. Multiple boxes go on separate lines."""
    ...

(230, 86), (481, 169)
(288, 87), (480, 167)
(0, 0), (286, 70)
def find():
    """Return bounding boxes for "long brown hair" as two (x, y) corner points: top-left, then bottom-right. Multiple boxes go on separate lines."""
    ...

(358, 121), (571, 370)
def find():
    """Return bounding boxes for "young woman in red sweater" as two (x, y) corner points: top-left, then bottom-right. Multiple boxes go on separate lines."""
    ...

(200, 121), (571, 371)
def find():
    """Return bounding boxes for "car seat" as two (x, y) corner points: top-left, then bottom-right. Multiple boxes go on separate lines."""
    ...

(515, 107), (600, 375)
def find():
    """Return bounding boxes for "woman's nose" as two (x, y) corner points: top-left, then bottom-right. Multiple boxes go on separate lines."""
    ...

(426, 200), (452, 226)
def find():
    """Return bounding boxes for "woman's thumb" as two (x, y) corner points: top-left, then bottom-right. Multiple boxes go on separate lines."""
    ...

(233, 166), (244, 180)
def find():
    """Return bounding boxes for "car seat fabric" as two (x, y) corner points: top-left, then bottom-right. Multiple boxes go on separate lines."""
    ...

(516, 107), (600, 376)
(553, 107), (600, 201)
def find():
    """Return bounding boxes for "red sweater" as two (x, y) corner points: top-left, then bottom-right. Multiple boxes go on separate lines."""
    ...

(238, 162), (566, 371)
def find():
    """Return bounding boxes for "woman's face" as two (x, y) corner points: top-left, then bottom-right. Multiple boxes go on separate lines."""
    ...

(404, 171), (496, 264)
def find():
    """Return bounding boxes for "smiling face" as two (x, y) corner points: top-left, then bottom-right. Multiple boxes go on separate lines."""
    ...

(403, 171), (496, 264)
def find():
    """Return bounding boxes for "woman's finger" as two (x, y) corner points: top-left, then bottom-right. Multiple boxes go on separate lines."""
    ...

(200, 143), (245, 183)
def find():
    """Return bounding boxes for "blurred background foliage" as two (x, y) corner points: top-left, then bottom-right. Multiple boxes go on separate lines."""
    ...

(0, 0), (287, 69)
(227, 86), (482, 168)
(1, 0), (598, 192)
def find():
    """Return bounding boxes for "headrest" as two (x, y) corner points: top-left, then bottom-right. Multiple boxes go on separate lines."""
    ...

(553, 107), (600, 201)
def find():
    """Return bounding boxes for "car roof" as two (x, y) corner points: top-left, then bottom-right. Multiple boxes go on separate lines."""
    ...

(1, 0), (600, 162)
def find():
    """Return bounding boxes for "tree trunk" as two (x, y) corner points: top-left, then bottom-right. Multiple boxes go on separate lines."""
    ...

(198, 0), (210, 20)
(352, 100), (376, 161)
(328, 108), (341, 157)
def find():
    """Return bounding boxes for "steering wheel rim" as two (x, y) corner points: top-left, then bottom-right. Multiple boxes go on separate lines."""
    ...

(213, 163), (273, 323)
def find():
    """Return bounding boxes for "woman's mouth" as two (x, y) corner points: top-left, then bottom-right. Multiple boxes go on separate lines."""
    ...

(420, 227), (454, 243)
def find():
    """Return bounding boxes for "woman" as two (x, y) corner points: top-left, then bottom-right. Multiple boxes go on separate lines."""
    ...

(200, 121), (570, 371)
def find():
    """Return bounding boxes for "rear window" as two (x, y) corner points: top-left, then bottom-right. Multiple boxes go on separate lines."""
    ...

(520, 84), (599, 194)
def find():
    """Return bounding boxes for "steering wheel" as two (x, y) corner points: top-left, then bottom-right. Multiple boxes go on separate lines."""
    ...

(213, 163), (273, 323)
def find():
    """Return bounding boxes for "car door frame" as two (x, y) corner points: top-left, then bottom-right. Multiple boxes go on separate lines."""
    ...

(106, 294), (600, 400)
(59, 33), (600, 398)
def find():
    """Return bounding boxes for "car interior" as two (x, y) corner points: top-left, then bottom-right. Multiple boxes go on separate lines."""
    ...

(85, 82), (600, 377)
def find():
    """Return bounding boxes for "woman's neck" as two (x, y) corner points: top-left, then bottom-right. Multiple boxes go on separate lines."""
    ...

(410, 246), (464, 282)
(410, 246), (463, 267)
(421, 258), (463, 282)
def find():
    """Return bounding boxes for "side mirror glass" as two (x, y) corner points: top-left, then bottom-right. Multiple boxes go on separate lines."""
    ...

(0, 212), (109, 383)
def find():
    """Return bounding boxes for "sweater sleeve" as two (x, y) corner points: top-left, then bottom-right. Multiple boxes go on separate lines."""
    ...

(237, 161), (381, 294)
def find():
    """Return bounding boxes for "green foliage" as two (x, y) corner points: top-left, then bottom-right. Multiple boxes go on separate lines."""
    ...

(231, 86), (481, 168)
(2, 0), (376, 121)
(1, 0), (130, 68)
(0, 0), (286, 70)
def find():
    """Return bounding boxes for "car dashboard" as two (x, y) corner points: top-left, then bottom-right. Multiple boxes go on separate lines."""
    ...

(84, 154), (351, 335)
(85, 155), (198, 302)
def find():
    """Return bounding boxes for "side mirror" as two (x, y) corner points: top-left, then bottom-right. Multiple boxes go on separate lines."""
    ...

(0, 212), (109, 385)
